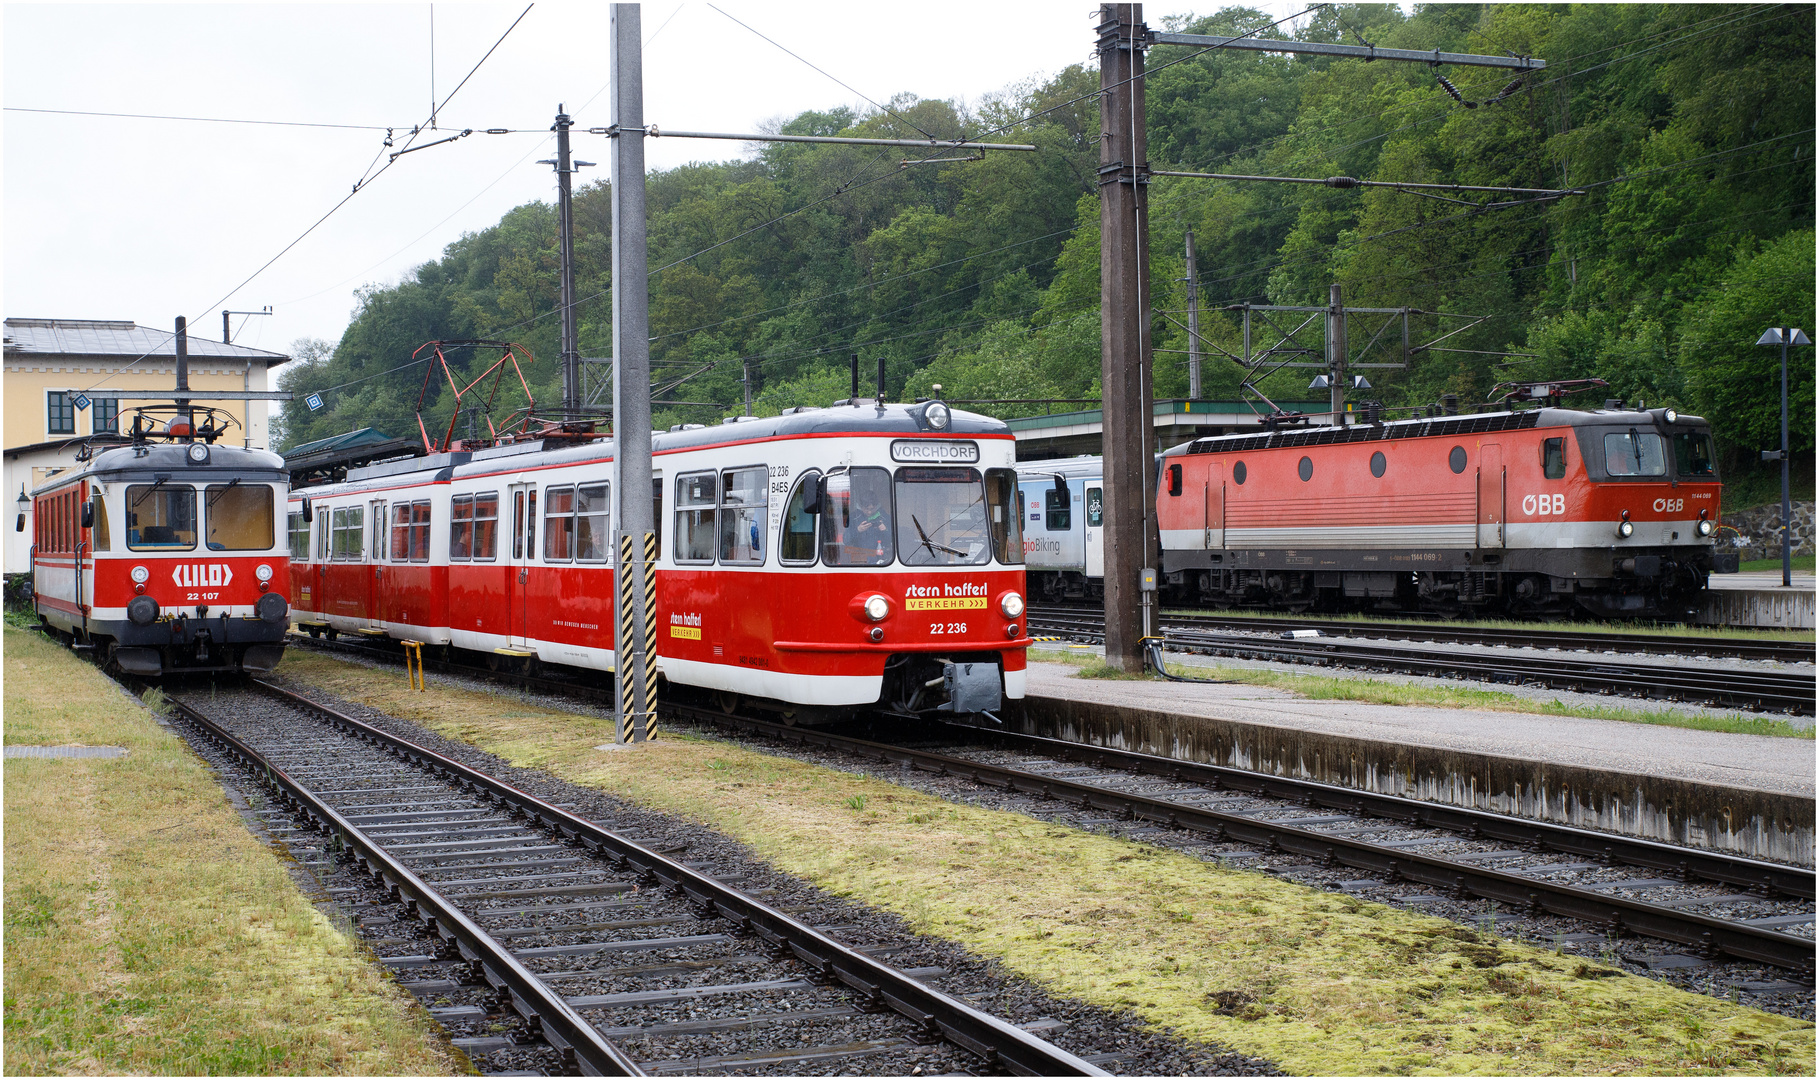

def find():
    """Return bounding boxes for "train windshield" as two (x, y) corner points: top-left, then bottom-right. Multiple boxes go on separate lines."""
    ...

(1602, 430), (1667, 477)
(126, 483), (197, 550)
(1673, 431), (1717, 478)
(895, 467), (990, 567)
(821, 467), (894, 566)
(206, 483), (275, 550)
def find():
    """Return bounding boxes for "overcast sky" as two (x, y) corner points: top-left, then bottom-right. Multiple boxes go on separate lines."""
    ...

(4, 2), (1317, 357)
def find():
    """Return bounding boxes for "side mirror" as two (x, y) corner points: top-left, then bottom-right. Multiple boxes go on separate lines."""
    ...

(1166, 463), (1183, 497)
(801, 475), (823, 515)
(1051, 474), (1068, 499)
(82, 500), (95, 529)
(302, 497), (314, 523)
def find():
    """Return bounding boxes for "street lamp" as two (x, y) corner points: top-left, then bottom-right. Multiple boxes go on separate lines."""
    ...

(1754, 326), (1810, 587)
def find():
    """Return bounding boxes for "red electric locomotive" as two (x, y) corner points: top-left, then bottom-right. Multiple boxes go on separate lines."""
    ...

(288, 400), (1030, 719)
(27, 406), (292, 675)
(1156, 404), (1726, 618)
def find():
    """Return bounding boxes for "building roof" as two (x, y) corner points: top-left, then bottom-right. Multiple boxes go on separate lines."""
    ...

(2, 318), (289, 366)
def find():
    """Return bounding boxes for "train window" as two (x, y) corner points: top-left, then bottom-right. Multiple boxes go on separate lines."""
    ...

(287, 512), (308, 560)
(674, 472), (718, 563)
(1542, 438), (1566, 480)
(985, 469), (1023, 565)
(126, 484), (196, 550)
(472, 493), (499, 560)
(1233, 461), (1247, 485)
(207, 483), (274, 551)
(392, 501), (430, 562)
(450, 496), (474, 560)
(1370, 451), (1386, 478)
(780, 472), (821, 566)
(1087, 487), (1103, 528)
(897, 467), (989, 567)
(90, 496), (110, 552)
(316, 511), (330, 561)
(1602, 430), (1666, 476)
(1449, 446), (1468, 474)
(1673, 432), (1716, 478)
(1298, 456), (1313, 482)
(331, 506), (364, 560)
(1044, 487), (1070, 531)
(544, 486), (577, 562)
(575, 484), (610, 562)
(821, 467), (893, 567)
(718, 467), (768, 565)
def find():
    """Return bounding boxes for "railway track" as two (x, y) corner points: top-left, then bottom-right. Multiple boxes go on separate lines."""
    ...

(1026, 609), (1816, 716)
(282, 635), (1814, 980)
(161, 679), (1113, 1076)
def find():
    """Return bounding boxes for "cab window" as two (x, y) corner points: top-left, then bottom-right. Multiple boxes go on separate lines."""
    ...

(896, 466), (990, 567)
(1542, 438), (1566, 480)
(986, 469), (1023, 565)
(1602, 430), (1667, 477)
(207, 483), (274, 551)
(90, 495), (111, 552)
(780, 472), (821, 566)
(127, 484), (197, 550)
(1673, 432), (1717, 478)
(820, 467), (893, 567)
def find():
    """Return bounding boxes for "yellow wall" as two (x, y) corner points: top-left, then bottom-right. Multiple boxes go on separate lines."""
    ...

(3, 359), (265, 448)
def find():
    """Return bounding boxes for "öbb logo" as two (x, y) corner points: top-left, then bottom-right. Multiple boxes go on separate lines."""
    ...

(1521, 493), (1566, 516)
(1652, 497), (1685, 514)
(171, 564), (234, 588)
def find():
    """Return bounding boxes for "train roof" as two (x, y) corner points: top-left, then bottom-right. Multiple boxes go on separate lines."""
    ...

(290, 401), (1010, 498)
(1164, 406), (1708, 457)
(1014, 456), (1113, 480)
(32, 441), (287, 495)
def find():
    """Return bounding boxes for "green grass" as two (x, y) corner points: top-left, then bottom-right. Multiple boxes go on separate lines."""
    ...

(1032, 649), (1814, 739)
(1738, 555), (1816, 573)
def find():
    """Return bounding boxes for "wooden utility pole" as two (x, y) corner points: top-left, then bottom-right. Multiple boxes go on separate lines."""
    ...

(1098, 3), (1154, 674)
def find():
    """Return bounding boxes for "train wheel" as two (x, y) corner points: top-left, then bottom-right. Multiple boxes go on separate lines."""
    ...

(324, 627), (338, 642)
(778, 710), (798, 727)
(715, 690), (740, 715)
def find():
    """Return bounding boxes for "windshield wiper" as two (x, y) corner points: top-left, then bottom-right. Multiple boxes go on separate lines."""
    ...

(132, 473), (171, 508)
(206, 477), (242, 508)
(911, 515), (967, 559)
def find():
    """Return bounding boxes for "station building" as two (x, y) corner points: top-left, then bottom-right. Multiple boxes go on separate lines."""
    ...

(3, 317), (289, 578)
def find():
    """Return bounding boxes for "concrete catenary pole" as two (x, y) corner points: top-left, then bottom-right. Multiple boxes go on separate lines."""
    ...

(1185, 229), (1201, 400)
(1097, 3), (1154, 674)
(1327, 283), (1347, 424)
(555, 106), (580, 417)
(611, 4), (656, 742)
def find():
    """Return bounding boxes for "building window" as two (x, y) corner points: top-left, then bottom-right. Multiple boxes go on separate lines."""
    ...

(47, 392), (75, 435)
(92, 399), (119, 434)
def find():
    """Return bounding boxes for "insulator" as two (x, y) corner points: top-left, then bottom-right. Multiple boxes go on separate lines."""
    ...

(1436, 74), (1475, 108)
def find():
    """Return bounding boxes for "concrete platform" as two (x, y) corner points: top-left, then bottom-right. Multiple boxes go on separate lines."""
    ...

(1702, 571), (1815, 629)
(1008, 661), (1815, 866)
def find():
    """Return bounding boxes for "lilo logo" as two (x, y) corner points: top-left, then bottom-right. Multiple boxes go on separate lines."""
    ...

(171, 564), (234, 588)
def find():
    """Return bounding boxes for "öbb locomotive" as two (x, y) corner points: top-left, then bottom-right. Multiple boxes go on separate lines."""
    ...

(1018, 404), (1728, 619)
(28, 406), (293, 675)
(288, 399), (1030, 720)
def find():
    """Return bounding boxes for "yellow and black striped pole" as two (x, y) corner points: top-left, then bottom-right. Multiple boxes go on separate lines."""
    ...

(617, 533), (636, 744)
(641, 531), (658, 741)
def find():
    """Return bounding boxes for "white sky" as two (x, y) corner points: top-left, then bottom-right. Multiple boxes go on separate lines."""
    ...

(4, 2), (1317, 356)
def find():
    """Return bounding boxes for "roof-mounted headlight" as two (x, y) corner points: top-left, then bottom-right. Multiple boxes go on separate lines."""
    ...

(924, 401), (951, 430)
(186, 442), (210, 465)
(1664, 409), (1679, 424)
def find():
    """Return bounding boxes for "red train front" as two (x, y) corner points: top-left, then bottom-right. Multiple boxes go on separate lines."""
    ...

(29, 408), (292, 675)
(1157, 405), (1725, 619)
(288, 400), (1030, 719)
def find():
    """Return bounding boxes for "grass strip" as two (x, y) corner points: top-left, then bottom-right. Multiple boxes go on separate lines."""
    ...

(2, 627), (463, 1076)
(276, 650), (1816, 1076)
(1051, 652), (1813, 739)
(1737, 556), (1815, 574)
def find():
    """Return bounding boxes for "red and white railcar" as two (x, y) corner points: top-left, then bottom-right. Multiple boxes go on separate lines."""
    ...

(29, 409), (292, 675)
(288, 400), (1030, 717)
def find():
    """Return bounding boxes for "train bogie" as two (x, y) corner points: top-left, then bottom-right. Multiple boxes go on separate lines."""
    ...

(30, 426), (292, 676)
(290, 402), (1031, 719)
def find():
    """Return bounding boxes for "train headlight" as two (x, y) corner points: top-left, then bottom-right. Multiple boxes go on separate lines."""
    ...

(186, 442), (210, 465)
(1696, 518), (1715, 537)
(127, 595), (159, 626)
(255, 563), (274, 582)
(1617, 519), (1634, 539)
(1664, 409), (1678, 424)
(130, 565), (150, 584)
(924, 401), (951, 430)
(999, 591), (1025, 619)
(863, 595), (890, 622)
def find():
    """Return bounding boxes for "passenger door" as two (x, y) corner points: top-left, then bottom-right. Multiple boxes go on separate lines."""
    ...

(507, 482), (536, 647)
(367, 498), (388, 625)
(1478, 444), (1504, 549)
(1084, 485), (1105, 579)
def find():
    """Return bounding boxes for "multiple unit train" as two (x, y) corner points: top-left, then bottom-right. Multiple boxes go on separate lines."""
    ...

(28, 407), (293, 675)
(1017, 405), (1730, 619)
(284, 400), (1031, 719)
